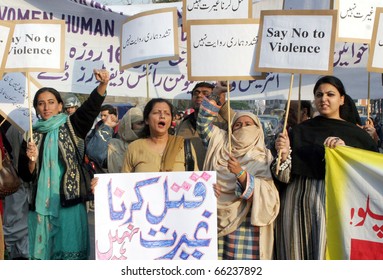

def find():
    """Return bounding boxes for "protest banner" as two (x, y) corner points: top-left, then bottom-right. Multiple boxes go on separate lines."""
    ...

(182, 0), (252, 30)
(120, 8), (179, 70)
(335, 0), (383, 43)
(1, 0), (383, 100)
(187, 19), (264, 82)
(4, 20), (65, 72)
(94, 171), (217, 260)
(325, 146), (383, 259)
(367, 7), (383, 73)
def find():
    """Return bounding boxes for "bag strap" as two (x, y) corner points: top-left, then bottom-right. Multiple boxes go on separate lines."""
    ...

(184, 138), (194, 171)
(66, 124), (92, 180)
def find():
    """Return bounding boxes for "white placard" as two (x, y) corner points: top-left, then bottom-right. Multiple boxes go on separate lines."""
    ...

(183, 0), (252, 29)
(120, 8), (179, 70)
(255, 10), (337, 74)
(0, 72), (39, 133)
(335, 0), (383, 43)
(5, 20), (65, 72)
(0, 21), (14, 76)
(367, 8), (383, 73)
(94, 171), (217, 260)
(187, 19), (264, 81)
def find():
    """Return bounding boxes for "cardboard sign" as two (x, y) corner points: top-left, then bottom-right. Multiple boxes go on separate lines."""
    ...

(94, 171), (217, 260)
(335, 0), (383, 43)
(120, 8), (179, 70)
(367, 7), (383, 73)
(187, 19), (265, 81)
(255, 10), (337, 75)
(182, 0), (252, 30)
(4, 20), (65, 72)
(0, 21), (14, 78)
(0, 72), (40, 133)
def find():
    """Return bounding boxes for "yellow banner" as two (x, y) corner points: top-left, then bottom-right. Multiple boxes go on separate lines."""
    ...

(325, 146), (383, 259)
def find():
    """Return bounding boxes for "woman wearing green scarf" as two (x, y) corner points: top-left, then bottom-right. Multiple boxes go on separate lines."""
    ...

(18, 69), (110, 260)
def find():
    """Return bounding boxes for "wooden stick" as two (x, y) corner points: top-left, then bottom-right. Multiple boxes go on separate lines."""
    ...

(297, 74), (302, 123)
(367, 71), (371, 121)
(227, 80), (232, 153)
(27, 72), (35, 161)
(0, 118), (6, 127)
(276, 73), (294, 175)
(146, 64), (150, 101)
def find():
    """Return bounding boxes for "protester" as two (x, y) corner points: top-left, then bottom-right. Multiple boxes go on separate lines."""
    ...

(85, 104), (119, 171)
(0, 127), (13, 260)
(197, 97), (280, 260)
(270, 100), (313, 156)
(18, 69), (110, 260)
(107, 107), (144, 173)
(3, 125), (29, 259)
(121, 98), (198, 173)
(64, 95), (81, 115)
(362, 117), (380, 145)
(338, 94), (380, 145)
(272, 75), (378, 260)
(176, 82), (231, 170)
(373, 116), (383, 149)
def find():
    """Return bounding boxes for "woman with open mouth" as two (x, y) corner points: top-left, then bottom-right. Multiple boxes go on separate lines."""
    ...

(121, 98), (198, 173)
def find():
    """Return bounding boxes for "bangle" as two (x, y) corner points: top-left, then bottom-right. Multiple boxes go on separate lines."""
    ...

(236, 170), (245, 178)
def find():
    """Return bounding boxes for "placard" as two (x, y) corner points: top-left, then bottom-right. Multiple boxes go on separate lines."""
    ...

(95, 171), (217, 260)
(367, 8), (383, 73)
(255, 10), (337, 74)
(0, 72), (40, 133)
(335, 0), (383, 43)
(4, 20), (65, 72)
(182, 0), (252, 30)
(187, 19), (265, 81)
(0, 21), (14, 78)
(120, 8), (179, 70)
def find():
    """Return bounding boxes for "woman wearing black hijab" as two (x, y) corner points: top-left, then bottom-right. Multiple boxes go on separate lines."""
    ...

(272, 75), (378, 260)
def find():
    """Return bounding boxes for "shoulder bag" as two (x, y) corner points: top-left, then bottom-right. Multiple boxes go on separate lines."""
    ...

(0, 150), (21, 198)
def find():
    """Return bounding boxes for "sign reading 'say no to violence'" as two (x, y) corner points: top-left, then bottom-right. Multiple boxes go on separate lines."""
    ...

(255, 10), (337, 75)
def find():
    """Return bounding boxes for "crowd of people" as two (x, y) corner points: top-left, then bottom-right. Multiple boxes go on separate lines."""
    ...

(0, 73), (381, 260)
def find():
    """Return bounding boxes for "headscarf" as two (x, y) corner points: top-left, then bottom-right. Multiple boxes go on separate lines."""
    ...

(205, 112), (271, 177)
(203, 112), (276, 236)
(118, 107), (143, 142)
(108, 107), (143, 173)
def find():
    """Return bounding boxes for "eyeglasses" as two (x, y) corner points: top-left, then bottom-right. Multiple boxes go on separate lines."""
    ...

(192, 90), (212, 97)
